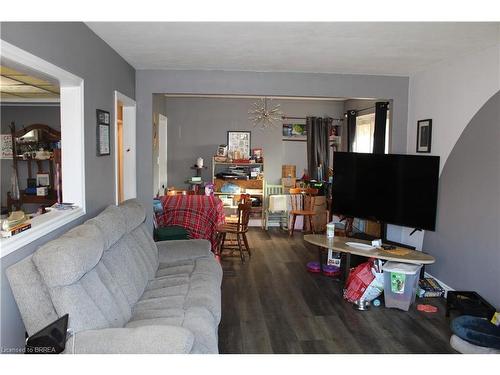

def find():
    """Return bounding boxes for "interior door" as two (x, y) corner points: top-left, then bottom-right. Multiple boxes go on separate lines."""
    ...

(122, 105), (137, 201)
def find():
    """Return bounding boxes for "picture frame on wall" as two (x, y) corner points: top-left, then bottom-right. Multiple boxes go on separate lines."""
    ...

(416, 119), (432, 153)
(227, 131), (251, 159)
(96, 109), (111, 156)
(0, 134), (13, 159)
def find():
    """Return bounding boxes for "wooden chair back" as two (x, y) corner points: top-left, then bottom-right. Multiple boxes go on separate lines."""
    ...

(265, 183), (284, 196)
(289, 188), (318, 211)
(235, 202), (252, 232)
(235, 193), (251, 204)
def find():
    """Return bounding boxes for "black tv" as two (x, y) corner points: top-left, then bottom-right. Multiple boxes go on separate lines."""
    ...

(332, 152), (440, 231)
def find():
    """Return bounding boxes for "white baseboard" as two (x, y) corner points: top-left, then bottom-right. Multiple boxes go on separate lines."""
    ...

(424, 271), (455, 297)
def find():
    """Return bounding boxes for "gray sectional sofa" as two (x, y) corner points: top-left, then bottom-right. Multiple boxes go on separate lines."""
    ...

(6, 199), (223, 353)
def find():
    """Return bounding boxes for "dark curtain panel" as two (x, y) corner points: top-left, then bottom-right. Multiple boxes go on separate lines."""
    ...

(306, 116), (331, 180)
(346, 110), (357, 152)
(373, 101), (389, 154)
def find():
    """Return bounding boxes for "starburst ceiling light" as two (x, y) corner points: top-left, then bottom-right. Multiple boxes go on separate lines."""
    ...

(248, 97), (283, 129)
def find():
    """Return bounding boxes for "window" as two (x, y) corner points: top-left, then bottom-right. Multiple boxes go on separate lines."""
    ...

(352, 112), (390, 154)
(1, 40), (85, 258)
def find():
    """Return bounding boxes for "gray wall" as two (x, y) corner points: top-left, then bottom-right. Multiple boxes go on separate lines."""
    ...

(423, 91), (500, 308)
(0, 22), (135, 352)
(1, 104), (61, 209)
(162, 97), (344, 188)
(136, 70), (409, 228)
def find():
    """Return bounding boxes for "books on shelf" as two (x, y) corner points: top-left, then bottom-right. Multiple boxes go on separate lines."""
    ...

(418, 277), (445, 298)
(1, 221), (32, 238)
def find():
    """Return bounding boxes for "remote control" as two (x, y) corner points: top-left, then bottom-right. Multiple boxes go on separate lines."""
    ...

(382, 245), (396, 250)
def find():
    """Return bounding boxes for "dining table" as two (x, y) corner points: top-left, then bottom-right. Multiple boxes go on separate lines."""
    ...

(155, 194), (226, 250)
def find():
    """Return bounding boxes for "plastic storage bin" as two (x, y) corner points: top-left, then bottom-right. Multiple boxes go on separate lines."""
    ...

(382, 261), (422, 311)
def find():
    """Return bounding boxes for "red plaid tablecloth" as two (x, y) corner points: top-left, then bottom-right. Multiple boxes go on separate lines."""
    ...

(155, 195), (225, 250)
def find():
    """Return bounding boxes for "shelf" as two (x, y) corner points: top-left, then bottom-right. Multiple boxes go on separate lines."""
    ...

(15, 156), (55, 161)
(282, 136), (307, 142)
(19, 191), (57, 205)
(213, 161), (263, 165)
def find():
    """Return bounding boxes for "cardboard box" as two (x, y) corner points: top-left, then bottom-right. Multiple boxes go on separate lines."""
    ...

(281, 177), (297, 188)
(303, 196), (328, 233)
(282, 165), (296, 178)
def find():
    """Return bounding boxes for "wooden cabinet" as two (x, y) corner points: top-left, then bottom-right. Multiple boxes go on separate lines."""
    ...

(6, 123), (61, 212)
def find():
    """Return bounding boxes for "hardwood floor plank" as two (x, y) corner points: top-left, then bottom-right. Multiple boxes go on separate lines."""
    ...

(219, 228), (454, 354)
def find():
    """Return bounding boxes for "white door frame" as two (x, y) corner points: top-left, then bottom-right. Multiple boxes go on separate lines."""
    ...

(158, 114), (168, 195)
(114, 90), (136, 204)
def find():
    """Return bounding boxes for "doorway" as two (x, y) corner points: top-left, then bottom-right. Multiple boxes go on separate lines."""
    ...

(114, 91), (136, 204)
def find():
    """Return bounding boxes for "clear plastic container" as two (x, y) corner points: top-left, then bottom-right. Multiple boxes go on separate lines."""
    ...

(382, 261), (422, 311)
(326, 221), (335, 238)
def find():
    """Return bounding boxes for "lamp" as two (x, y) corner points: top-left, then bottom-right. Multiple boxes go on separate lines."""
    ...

(248, 97), (283, 129)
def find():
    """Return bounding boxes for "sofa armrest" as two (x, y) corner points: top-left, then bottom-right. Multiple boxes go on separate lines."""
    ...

(65, 325), (194, 354)
(157, 239), (212, 263)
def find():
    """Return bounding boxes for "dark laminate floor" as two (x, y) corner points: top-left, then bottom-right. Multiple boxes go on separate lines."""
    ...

(218, 228), (456, 354)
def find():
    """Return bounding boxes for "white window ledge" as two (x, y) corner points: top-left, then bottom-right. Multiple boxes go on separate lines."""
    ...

(0, 207), (84, 259)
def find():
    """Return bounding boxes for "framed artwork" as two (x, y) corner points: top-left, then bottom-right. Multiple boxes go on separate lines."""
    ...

(227, 131), (251, 159)
(416, 119), (432, 153)
(97, 109), (110, 125)
(251, 148), (263, 159)
(282, 122), (307, 141)
(96, 109), (110, 156)
(217, 144), (228, 156)
(1, 134), (13, 159)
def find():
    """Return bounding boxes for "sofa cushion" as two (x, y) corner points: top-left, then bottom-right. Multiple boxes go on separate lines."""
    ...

(86, 205), (127, 249)
(6, 256), (60, 336)
(100, 227), (158, 307)
(127, 307), (217, 353)
(32, 224), (104, 288)
(135, 256), (222, 323)
(120, 199), (147, 232)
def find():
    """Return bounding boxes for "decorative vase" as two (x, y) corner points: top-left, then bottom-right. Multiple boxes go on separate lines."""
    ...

(196, 157), (204, 168)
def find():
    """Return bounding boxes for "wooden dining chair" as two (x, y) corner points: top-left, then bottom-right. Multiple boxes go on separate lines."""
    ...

(216, 201), (252, 262)
(289, 187), (319, 237)
(225, 194), (251, 224)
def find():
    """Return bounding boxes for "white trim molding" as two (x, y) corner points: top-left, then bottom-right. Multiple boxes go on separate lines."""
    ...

(0, 208), (85, 258)
(0, 39), (86, 254)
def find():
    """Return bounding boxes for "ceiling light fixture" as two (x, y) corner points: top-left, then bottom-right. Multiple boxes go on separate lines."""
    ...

(248, 97), (283, 129)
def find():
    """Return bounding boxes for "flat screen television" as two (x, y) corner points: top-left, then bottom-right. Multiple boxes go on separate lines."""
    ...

(332, 152), (440, 231)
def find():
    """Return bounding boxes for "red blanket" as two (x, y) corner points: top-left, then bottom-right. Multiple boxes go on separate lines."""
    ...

(155, 195), (225, 250)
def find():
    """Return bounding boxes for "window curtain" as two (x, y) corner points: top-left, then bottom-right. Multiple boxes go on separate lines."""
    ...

(306, 116), (331, 181)
(346, 110), (357, 152)
(373, 101), (389, 154)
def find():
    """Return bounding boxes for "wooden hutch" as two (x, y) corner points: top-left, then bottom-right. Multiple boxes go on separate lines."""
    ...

(6, 123), (62, 212)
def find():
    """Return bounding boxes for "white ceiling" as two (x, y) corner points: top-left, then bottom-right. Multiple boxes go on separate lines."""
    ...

(86, 22), (500, 75)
